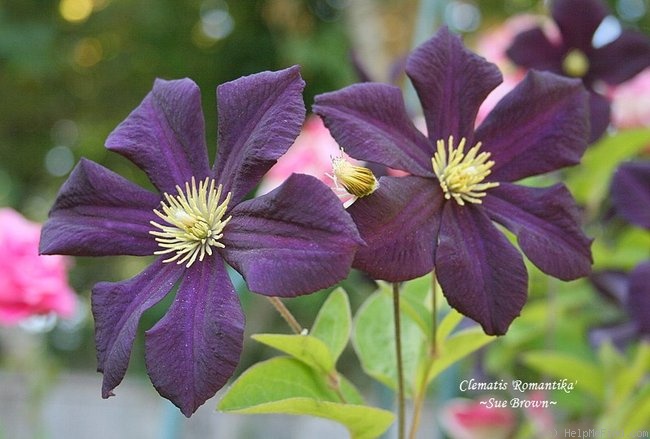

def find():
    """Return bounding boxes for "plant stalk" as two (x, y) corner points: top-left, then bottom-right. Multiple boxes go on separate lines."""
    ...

(393, 282), (406, 439)
(267, 296), (303, 335)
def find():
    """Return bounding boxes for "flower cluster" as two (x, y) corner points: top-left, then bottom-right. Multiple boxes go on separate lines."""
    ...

(40, 27), (596, 415)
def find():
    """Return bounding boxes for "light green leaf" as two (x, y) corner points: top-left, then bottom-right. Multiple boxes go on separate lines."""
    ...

(522, 351), (605, 399)
(218, 357), (393, 439)
(310, 287), (351, 362)
(252, 333), (335, 374)
(352, 290), (427, 396)
(427, 326), (495, 383)
(565, 129), (650, 210)
(435, 307), (464, 344)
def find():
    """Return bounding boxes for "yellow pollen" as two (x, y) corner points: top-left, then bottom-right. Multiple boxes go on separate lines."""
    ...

(149, 176), (232, 268)
(562, 49), (590, 78)
(432, 135), (499, 206)
(330, 150), (378, 198)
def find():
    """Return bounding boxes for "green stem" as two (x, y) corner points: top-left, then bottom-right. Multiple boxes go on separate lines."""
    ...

(408, 271), (439, 439)
(267, 296), (303, 335)
(393, 282), (406, 439)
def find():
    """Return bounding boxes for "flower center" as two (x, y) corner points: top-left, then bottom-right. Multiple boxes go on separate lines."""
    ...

(330, 150), (378, 198)
(432, 136), (499, 206)
(150, 177), (232, 268)
(562, 49), (590, 78)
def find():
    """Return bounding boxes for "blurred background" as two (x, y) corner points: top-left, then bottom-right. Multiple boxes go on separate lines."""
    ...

(1, 0), (649, 438)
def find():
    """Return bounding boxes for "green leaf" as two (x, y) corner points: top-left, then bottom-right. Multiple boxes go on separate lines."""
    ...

(310, 287), (351, 362)
(427, 326), (495, 383)
(352, 289), (427, 396)
(252, 333), (335, 374)
(435, 307), (464, 344)
(522, 351), (605, 399)
(565, 129), (650, 210)
(218, 357), (393, 439)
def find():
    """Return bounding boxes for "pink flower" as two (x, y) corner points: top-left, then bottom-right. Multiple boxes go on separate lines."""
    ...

(257, 115), (344, 195)
(0, 208), (76, 325)
(475, 14), (547, 125)
(610, 68), (650, 129)
(440, 399), (516, 439)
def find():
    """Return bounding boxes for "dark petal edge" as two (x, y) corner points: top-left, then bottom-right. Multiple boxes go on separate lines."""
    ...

(435, 203), (528, 335)
(313, 83), (433, 176)
(476, 71), (589, 182)
(145, 257), (245, 417)
(347, 176), (441, 282)
(40, 159), (160, 256)
(213, 66), (306, 204)
(484, 182), (593, 281)
(221, 173), (363, 297)
(406, 26), (502, 143)
(92, 259), (183, 399)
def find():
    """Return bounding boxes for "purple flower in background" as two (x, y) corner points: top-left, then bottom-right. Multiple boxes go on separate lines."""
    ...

(590, 263), (650, 346)
(39, 67), (362, 416)
(506, 0), (650, 141)
(314, 27), (593, 335)
(611, 160), (650, 229)
(590, 160), (650, 345)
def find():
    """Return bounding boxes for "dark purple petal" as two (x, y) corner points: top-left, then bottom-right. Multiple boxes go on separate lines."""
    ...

(484, 183), (592, 281)
(145, 257), (244, 417)
(552, 0), (608, 51)
(212, 66), (306, 204)
(628, 261), (650, 334)
(92, 259), (183, 399)
(347, 176), (441, 282)
(476, 71), (589, 182)
(589, 270), (629, 306)
(506, 27), (565, 74)
(588, 91), (611, 143)
(435, 203), (528, 335)
(220, 174), (363, 297)
(40, 159), (160, 256)
(105, 79), (210, 194)
(590, 31), (650, 85)
(611, 161), (650, 229)
(406, 26), (502, 143)
(313, 83), (433, 176)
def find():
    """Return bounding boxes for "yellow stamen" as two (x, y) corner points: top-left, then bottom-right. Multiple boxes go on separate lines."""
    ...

(149, 177), (232, 268)
(562, 49), (590, 78)
(432, 135), (499, 206)
(330, 150), (378, 198)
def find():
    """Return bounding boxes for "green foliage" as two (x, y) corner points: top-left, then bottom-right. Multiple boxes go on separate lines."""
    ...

(218, 357), (393, 439)
(219, 289), (394, 439)
(523, 342), (650, 431)
(565, 129), (650, 213)
(352, 276), (495, 396)
(310, 287), (352, 362)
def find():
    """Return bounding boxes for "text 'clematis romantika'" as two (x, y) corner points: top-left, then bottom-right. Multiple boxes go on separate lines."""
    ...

(39, 66), (362, 416)
(506, 0), (650, 141)
(314, 27), (593, 335)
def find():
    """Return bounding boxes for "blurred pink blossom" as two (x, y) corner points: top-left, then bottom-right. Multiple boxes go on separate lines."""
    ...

(257, 115), (343, 194)
(475, 14), (549, 125)
(440, 398), (516, 439)
(610, 68), (650, 129)
(0, 208), (76, 325)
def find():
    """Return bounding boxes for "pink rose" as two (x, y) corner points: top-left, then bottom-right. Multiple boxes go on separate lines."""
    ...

(440, 398), (516, 439)
(0, 208), (76, 325)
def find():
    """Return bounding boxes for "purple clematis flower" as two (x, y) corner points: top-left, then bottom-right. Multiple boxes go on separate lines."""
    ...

(611, 160), (650, 229)
(39, 66), (363, 416)
(506, 0), (650, 141)
(314, 27), (593, 335)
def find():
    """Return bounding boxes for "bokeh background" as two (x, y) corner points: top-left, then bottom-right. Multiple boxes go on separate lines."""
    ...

(1, 0), (649, 438)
